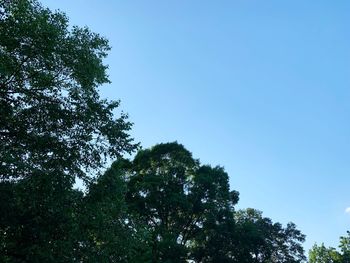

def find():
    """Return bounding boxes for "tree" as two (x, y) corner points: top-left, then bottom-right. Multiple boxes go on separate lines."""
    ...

(309, 244), (341, 263)
(125, 142), (199, 262)
(122, 142), (239, 262)
(233, 208), (306, 263)
(340, 232), (350, 263)
(0, 0), (137, 261)
(309, 231), (350, 263)
(0, 0), (137, 182)
(0, 172), (84, 262)
(190, 165), (238, 263)
(78, 161), (143, 263)
(109, 142), (306, 263)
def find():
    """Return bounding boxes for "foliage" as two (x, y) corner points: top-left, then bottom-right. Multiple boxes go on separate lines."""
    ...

(0, 1), (309, 262)
(309, 244), (341, 263)
(310, 232), (350, 263)
(340, 232), (350, 263)
(233, 208), (306, 263)
(77, 161), (143, 262)
(0, 0), (137, 261)
(0, 173), (83, 262)
(0, 0), (137, 182)
(123, 142), (239, 262)
(116, 142), (305, 263)
(190, 165), (238, 263)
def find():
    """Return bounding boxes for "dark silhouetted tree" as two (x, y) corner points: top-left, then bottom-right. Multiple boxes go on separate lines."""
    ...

(122, 142), (239, 262)
(78, 161), (144, 262)
(0, 0), (137, 182)
(233, 208), (306, 263)
(0, 0), (137, 262)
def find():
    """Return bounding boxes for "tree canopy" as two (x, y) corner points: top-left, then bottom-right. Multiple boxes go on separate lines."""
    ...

(0, 0), (137, 182)
(113, 142), (306, 263)
(0, 0), (137, 261)
(234, 208), (306, 263)
(123, 142), (239, 262)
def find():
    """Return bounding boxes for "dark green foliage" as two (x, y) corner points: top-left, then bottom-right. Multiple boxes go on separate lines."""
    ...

(78, 161), (147, 263)
(234, 208), (306, 263)
(0, 166), (141, 263)
(0, 0), (137, 182)
(0, 172), (83, 262)
(119, 142), (306, 263)
(123, 142), (239, 262)
(190, 166), (238, 263)
(125, 142), (201, 262)
(0, 0), (137, 261)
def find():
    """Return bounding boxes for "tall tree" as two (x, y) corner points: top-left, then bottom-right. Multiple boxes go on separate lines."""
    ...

(123, 142), (239, 263)
(78, 161), (142, 263)
(0, 0), (137, 261)
(190, 165), (238, 263)
(0, 0), (137, 182)
(125, 142), (199, 262)
(233, 208), (306, 263)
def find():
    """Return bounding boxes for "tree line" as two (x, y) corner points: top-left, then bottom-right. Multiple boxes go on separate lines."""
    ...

(0, 0), (348, 262)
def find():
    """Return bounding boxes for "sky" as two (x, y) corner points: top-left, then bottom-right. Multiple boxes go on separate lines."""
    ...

(42, 0), (350, 253)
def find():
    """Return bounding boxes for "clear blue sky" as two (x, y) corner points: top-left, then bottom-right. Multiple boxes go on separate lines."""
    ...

(42, 0), (350, 253)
